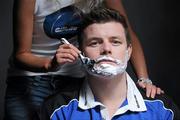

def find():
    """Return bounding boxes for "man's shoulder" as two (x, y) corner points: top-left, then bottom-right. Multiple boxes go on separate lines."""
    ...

(39, 90), (79, 120)
(46, 90), (78, 105)
(138, 87), (177, 107)
(138, 87), (180, 119)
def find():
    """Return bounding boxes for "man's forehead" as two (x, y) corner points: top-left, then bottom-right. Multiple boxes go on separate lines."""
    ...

(84, 22), (126, 38)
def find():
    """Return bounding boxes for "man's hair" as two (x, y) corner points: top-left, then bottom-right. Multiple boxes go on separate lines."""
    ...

(78, 7), (131, 48)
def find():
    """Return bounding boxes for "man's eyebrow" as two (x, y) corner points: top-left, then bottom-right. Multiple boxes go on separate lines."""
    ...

(86, 37), (102, 42)
(110, 36), (124, 40)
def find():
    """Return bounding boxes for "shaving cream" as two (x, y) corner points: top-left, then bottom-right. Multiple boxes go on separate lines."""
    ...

(85, 50), (130, 78)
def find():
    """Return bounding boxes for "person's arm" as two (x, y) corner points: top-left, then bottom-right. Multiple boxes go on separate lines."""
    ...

(105, 0), (148, 79)
(13, 0), (80, 72)
(105, 0), (163, 98)
(13, 0), (53, 71)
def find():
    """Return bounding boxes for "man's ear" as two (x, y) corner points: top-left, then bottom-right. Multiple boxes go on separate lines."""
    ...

(127, 44), (132, 60)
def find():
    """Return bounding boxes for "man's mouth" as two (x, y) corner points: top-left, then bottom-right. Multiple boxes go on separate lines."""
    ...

(95, 56), (119, 66)
(96, 60), (116, 65)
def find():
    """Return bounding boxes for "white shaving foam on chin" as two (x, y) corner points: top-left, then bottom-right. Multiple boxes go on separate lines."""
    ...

(87, 50), (129, 78)
(92, 63), (127, 76)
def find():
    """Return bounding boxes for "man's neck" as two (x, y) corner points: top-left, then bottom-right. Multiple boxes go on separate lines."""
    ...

(87, 73), (127, 118)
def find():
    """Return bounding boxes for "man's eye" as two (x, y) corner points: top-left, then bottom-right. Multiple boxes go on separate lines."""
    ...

(88, 41), (99, 47)
(112, 40), (122, 46)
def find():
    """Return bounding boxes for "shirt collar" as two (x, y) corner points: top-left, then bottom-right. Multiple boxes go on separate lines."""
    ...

(78, 73), (147, 114)
(114, 73), (147, 116)
(78, 80), (105, 109)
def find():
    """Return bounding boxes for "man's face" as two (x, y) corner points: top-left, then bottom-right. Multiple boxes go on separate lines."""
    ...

(82, 21), (132, 66)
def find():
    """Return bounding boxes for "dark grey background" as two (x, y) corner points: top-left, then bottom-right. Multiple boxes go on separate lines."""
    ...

(0, 0), (13, 119)
(0, 0), (179, 119)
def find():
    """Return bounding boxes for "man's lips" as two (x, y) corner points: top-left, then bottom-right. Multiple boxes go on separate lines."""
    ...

(96, 59), (117, 66)
(95, 56), (121, 65)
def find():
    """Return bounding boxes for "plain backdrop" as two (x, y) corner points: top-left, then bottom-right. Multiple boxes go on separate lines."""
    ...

(0, 0), (13, 119)
(0, 0), (179, 119)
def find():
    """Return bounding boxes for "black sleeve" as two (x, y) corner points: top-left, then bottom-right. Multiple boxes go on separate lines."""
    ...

(138, 87), (180, 120)
(39, 93), (65, 120)
(39, 90), (79, 120)
(159, 94), (180, 120)
(39, 103), (51, 120)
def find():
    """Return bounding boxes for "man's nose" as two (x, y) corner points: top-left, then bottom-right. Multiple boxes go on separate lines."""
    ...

(100, 42), (111, 55)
